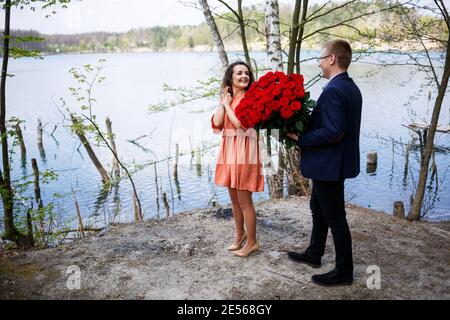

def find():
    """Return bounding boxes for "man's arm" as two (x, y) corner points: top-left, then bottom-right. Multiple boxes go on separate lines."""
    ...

(298, 87), (347, 149)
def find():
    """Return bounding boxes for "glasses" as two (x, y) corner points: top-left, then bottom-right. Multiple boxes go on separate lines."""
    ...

(316, 54), (332, 63)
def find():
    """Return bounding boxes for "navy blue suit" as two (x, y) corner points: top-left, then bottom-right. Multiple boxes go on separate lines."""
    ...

(298, 72), (362, 181)
(296, 72), (362, 276)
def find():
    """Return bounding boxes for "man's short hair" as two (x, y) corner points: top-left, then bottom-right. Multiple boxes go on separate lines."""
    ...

(323, 39), (352, 70)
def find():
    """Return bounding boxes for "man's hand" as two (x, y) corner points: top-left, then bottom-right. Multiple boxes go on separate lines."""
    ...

(286, 132), (299, 142)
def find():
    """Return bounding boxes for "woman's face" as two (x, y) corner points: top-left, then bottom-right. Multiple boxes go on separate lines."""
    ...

(231, 64), (250, 90)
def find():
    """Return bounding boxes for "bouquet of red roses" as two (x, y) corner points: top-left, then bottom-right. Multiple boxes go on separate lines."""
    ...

(234, 71), (315, 148)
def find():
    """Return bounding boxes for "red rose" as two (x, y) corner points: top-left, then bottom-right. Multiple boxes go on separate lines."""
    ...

(291, 101), (301, 111)
(280, 105), (294, 119)
(280, 97), (289, 108)
(233, 70), (310, 132)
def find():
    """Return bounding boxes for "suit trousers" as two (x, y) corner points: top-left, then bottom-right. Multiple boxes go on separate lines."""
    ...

(306, 179), (354, 274)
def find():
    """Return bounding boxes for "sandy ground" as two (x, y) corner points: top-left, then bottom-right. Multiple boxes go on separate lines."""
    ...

(0, 196), (449, 300)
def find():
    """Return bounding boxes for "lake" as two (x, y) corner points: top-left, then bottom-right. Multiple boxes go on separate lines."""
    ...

(1, 50), (449, 231)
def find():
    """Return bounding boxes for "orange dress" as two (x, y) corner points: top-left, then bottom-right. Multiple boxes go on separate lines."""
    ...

(211, 98), (265, 192)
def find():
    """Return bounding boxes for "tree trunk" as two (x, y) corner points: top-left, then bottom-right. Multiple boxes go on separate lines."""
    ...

(295, 0), (309, 74)
(286, 0), (310, 196)
(264, 3), (284, 198)
(105, 117), (120, 178)
(71, 114), (111, 185)
(0, 0), (18, 242)
(265, 0), (283, 71)
(237, 0), (252, 68)
(287, 0), (301, 75)
(408, 32), (450, 221)
(199, 0), (229, 69)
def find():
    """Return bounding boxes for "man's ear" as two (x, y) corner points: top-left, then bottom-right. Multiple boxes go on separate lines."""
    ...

(330, 54), (337, 66)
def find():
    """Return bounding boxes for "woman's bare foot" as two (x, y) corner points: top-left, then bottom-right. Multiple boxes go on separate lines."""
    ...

(233, 241), (259, 257)
(227, 232), (247, 251)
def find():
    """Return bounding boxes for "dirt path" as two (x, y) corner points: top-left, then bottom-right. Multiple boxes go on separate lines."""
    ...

(1, 197), (449, 299)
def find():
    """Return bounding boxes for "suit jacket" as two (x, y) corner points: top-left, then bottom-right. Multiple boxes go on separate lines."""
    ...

(298, 72), (362, 181)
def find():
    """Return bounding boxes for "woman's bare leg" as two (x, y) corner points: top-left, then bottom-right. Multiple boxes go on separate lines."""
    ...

(228, 187), (246, 247)
(236, 189), (258, 253)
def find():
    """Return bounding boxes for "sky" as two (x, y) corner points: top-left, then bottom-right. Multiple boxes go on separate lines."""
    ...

(1, 0), (302, 34)
(0, 0), (436, 35)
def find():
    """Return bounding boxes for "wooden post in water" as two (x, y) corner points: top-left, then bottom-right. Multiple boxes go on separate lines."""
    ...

(430, 145), (438, 187)
(162, 192), (170, 218)
(31, 158), (45, 243)
(71, 114), (111, 185)
(72, 189), (85, 238)
(15, 123), (26, 156)
(366, 151), (377, 174)
(37, 118), (46, 160)
(174, 143), (182, 200)
(189, 136), (194, 167)
(174, 143), (179, 181)
(37, 118), (43, 147)
(105, 117), (120, 178)
(154, 163), (160, 216)
(195, 147), (202, 176)
(367, 151), (377, 164)
(393, 201), (405, 219)
(133, 191), (143, 222)
(403, 142), (410, 186)
(26, 207), (34, 247)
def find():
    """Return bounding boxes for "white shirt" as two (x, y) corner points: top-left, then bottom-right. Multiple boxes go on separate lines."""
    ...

(322, 71), (345, 90)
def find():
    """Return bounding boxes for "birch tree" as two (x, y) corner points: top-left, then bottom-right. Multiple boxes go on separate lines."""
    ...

(200, 0), (229, 69)
(265, 0), (283, 71)
(264, 0), (284, 198)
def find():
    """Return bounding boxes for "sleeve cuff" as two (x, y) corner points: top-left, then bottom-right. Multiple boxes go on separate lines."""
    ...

(211, 114), (223, 134)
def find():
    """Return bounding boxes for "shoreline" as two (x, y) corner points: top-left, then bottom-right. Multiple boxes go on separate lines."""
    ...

(1, 196), (449, 299)
(16, 44), (446, 58)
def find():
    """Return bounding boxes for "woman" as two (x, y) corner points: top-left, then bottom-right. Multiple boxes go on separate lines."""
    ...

(211, 61), (264, 258)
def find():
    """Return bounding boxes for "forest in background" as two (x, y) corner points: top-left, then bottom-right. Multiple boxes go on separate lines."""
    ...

(4, 0), (448, 54)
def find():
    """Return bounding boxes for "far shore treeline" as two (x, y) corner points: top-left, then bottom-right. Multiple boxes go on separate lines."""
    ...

(2, 0), (447, 55)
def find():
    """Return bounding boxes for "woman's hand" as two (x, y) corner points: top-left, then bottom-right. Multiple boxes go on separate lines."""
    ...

(220, 86), (233, 107)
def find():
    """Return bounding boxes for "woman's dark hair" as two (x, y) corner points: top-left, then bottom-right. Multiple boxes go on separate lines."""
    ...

(221, 61), (255, 96)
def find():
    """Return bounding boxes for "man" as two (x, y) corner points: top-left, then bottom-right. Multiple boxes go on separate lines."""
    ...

(286, 39), (362, 287)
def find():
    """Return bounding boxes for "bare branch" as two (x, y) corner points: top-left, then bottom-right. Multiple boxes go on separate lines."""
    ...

(306, 0), (333, 21)
(306, 0), (358, 23)
(302, 1), (412, 41)
(434, 0), (449, 30)
(217, 0), (240, 22)
(405, 13), (440, 87)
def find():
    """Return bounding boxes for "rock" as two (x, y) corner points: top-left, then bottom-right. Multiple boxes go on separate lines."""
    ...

(98, 225), (112, 237)
(180, 243), (195, 256)
(268, 251), (281, 259)
(212, 207), (233, 219)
